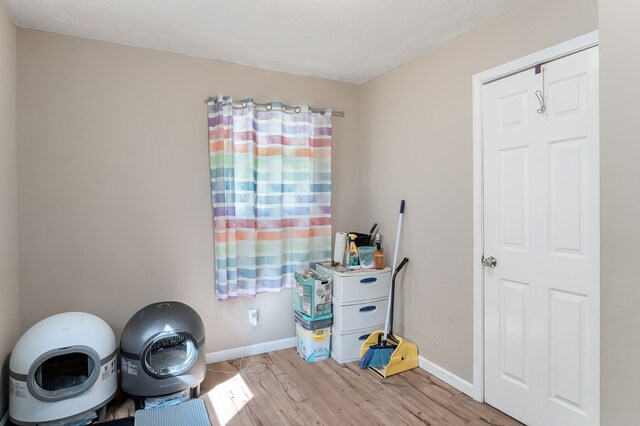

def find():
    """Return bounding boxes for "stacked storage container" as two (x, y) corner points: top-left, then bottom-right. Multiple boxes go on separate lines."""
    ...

(315, 263), (392, 363)
(292, 269), (333, 362)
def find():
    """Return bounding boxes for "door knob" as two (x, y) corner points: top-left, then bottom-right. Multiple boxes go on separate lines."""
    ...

(482, 256), (497, 268)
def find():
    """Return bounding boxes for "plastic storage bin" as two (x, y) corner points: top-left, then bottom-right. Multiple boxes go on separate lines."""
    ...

(293, 269), (332, 318)
(295, 312), (332, 362)
(358, 246), (376, 269)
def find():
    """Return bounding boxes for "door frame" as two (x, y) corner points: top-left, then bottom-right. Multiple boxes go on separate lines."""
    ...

(471, 31), (599, 402)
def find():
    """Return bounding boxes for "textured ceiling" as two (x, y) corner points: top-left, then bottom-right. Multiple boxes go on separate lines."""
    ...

(1, 0), (527, 83)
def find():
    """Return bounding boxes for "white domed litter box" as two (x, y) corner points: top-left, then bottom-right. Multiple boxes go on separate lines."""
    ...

(9, 312), (117, 426)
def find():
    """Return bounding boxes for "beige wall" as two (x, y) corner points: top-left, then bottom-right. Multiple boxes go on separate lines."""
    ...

(17, 30), (361, 352)
(0, 5), (19, 419)
(600, 0), (640, 423)
(359, 0), (597, 381)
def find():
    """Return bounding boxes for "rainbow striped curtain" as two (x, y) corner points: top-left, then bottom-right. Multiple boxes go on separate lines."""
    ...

(208, 97), (332, 300)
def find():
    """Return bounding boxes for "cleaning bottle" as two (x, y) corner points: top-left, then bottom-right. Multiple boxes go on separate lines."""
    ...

(348, 233), (360, 266)
(374, 233), (385, 269)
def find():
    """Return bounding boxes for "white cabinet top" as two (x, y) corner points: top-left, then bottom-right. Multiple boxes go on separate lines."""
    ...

(316, 263), (391, 277)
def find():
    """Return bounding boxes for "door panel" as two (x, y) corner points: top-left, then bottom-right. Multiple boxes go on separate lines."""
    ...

(499, 148), (528, 249)
(549, 289), (586, 412)
(548, 75), (587, 118)
(549, 138), (586, 256)
(499, 90), (529, 129)
(482, 47), (599, 426)
(499, 279), (530, 388)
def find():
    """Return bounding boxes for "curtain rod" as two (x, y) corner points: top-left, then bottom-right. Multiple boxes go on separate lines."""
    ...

(204, 96), (345, 118)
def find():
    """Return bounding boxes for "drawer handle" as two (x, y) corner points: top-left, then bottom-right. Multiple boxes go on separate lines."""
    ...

(358, 334), (371, 340)
(359, 306), (377, 313)
(360, 277), (378, 284)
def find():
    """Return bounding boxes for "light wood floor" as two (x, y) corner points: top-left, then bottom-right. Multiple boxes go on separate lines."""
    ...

(202, 348), (520, 425)
(105, 348), (521, 425)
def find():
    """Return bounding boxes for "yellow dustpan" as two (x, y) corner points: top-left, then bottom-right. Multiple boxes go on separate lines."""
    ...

(359, 331), (418, 378)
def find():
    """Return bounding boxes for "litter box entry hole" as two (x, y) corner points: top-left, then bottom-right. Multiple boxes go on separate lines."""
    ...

(143, 332), (197, 378)
(36, 352), (93, 391)
(27, 346), (101, 402)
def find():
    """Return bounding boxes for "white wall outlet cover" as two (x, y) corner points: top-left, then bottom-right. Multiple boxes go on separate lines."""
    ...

(248, 308), (258, 326)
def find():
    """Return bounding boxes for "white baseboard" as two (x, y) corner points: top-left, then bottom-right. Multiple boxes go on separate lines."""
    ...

(1, 411), (8, 426)
(418, 355), (479, 401)
(206, 336), (296, 364)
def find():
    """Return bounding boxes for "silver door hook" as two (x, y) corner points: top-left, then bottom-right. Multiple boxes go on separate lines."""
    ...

(535, 89), (546, 114)
(535, 64), (546, 115)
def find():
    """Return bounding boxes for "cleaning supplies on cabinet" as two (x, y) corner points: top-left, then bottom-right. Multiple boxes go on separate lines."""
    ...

(358, 246), (376, 269)
(348, 233), (360, 266)
(348, 223), (378, 248)
(333, 232), (348, 265)
(374, 234), (385, 270)
(342, 227), (384, 269)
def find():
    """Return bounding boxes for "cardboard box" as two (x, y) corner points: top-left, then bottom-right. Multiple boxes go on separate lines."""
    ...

(293, 269), (332, 318)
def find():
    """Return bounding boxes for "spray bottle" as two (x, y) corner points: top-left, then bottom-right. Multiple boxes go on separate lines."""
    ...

(374, 233), (385, 269)
(348, 233), (359, 266)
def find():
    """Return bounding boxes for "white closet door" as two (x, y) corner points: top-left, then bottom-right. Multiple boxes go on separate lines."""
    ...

(482, 47), (599, 426)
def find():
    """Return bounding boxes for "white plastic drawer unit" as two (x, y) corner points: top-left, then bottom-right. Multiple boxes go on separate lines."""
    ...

(315, 264), (391, 304)
(331, 326), (383, 364)
(316, 263), (392, 363)
(332, 299), (388, 333)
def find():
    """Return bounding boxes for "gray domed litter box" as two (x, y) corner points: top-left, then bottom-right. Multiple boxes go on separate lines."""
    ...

(119, 301), (206, 405)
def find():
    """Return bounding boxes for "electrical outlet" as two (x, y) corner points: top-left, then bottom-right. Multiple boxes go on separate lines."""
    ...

(248, 308), (258, 326)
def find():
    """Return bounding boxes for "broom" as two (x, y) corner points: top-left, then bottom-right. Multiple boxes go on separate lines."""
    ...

(358, 200), (406, 369)
(358, 257), (409, 368)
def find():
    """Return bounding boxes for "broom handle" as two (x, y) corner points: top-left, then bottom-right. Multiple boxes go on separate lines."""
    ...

(388, 257), (409, 338)
(383, 200), (404, 342)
